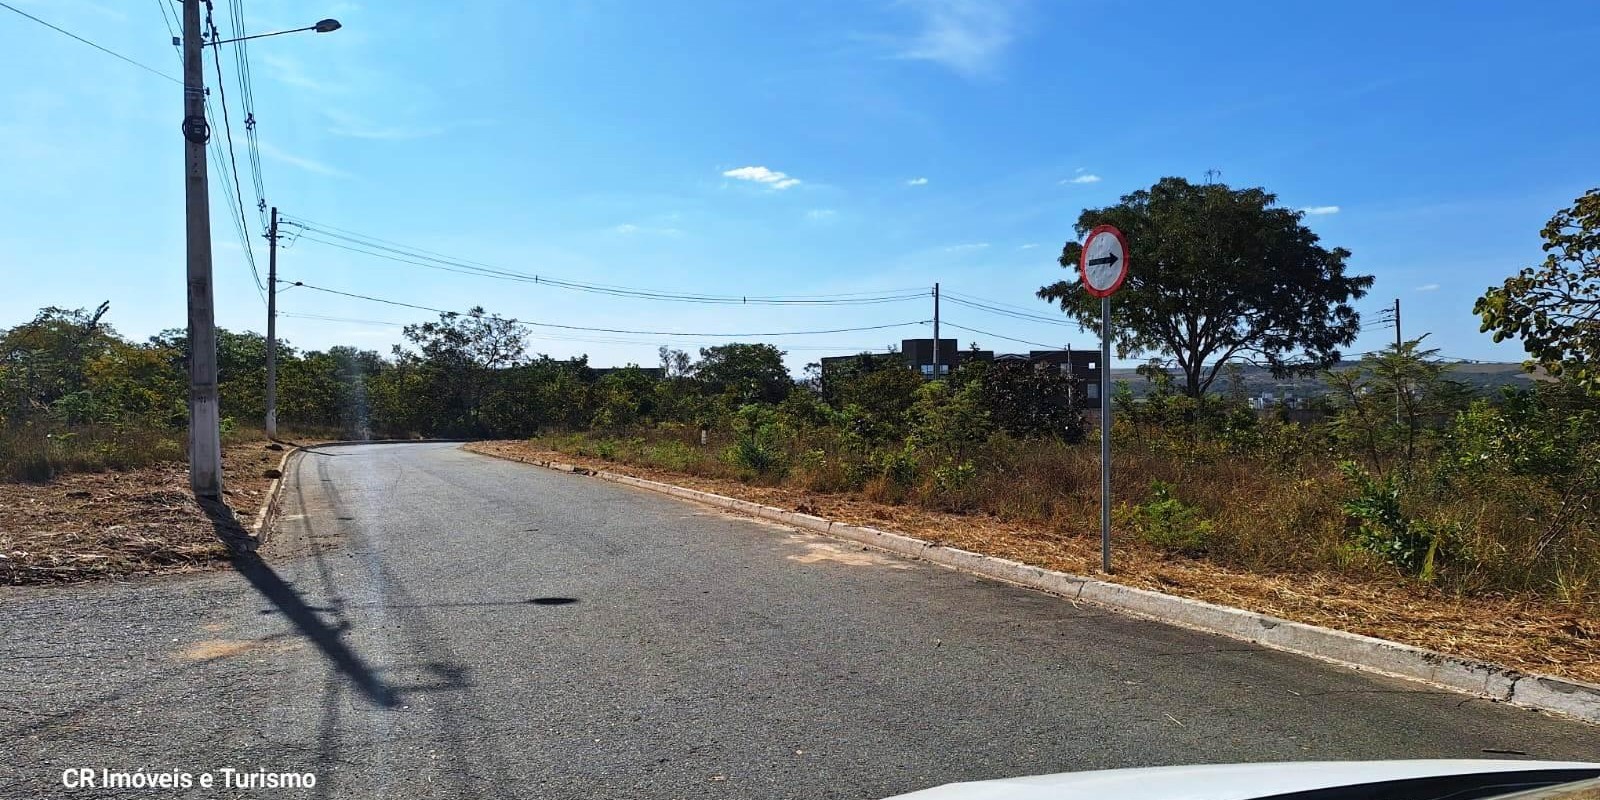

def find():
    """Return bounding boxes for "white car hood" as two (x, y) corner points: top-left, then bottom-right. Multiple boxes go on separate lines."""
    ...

(885, 760), (1600, 800)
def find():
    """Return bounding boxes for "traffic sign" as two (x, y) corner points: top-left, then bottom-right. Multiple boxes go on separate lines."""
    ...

(1080, 224), (1129, 298)
(1078, 223), (1129, 574)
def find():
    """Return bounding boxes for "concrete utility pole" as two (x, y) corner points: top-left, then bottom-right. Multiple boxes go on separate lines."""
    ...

(931, 282), (940, 379)
(1393, 297), (1402, 425)
(265, 206), (279, 439)
(183, 0), (223, 497)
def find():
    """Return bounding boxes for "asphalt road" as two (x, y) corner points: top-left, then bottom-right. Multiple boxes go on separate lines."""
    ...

(4, 442), (1596, 798)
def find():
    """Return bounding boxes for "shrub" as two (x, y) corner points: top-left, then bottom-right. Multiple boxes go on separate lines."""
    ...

(725, 435), (785, 478)
(1131, 480), (1214, 556)
(723, 404), (788, 479)
(1337, 462), (1443, 580)
(642, 440), (698, 472)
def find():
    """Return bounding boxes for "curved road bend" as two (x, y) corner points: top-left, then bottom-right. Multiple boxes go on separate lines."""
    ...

(4, 442), (1596, 798)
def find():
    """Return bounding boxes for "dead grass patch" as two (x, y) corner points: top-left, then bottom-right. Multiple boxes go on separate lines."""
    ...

(1, 441), (291, 586)
(468, 439), (1600, 686)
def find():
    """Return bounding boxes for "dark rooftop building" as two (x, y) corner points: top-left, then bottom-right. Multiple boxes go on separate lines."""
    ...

(817, 339), (1103, 405)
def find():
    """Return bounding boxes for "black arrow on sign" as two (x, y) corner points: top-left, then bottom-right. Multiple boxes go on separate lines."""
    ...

(1086, 252), (1119, 268)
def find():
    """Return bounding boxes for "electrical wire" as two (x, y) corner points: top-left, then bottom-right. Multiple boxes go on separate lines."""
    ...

(280, 214), (928, 305)
(1, 1), (182, 84)
(225, 0), (268, 227)
(279, 280), (932, 338)
(157, 0), (262, 306)
(205, 1), (262, 295)
(154, 0), (181, 64)
(276, 312), (897, 353)
(941, 294), (1076, 327)
(943, 290), (1068, 318)
(939, 322), (1067, 351)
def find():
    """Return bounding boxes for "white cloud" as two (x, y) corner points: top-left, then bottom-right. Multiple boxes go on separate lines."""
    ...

(1017, 243), (1039, 250)
(894, 0), (1021, 78)
(722, 165), (802, 190)
(944, 242), (990, 252)
(1062, 174), (1101, 185)
(906, 177), (929, 186)
(1414, 283), (1441, 292)
(258, 142), (351, 178)
(1301, 205), (1341, 215)
(612, 223), (683, 236)
(806, 209), (837, 221)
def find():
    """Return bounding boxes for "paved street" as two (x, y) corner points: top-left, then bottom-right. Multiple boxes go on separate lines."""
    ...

(4, 442), (1596, 798)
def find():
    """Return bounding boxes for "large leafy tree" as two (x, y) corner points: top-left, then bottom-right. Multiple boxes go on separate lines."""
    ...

(0, 304), (117, 420)
(389, 307), (528, 436)
(1475, 188), (1600, 393)
(1039, 177), (1373, 397)
(692, 343), (791, 405)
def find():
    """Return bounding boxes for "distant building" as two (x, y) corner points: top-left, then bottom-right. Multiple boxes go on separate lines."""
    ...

(817, 339), (1102, 405)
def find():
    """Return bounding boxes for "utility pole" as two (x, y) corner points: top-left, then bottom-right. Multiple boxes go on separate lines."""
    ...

(931, 282), (940, 379)
(1393, 297), (1402, 425)
(265, 206), (279, 439)
(183, 0), (222, 497)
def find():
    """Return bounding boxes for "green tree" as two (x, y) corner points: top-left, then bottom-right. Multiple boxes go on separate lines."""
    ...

(1324, 339), (1468, 475)
(1475, 188), (1600, 394)
(0, 303), (117, 421)
(1038, 177), (1373, 397)
(823, 353), (924, 442)
(691, 343), (791, 405)
(388, 308), (528, 436)
(960, 360), (1085, 442)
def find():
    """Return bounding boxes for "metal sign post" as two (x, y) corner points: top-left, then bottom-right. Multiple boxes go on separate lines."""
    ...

(1100, 294), (1112, 572)
(1080, 224), (1129, 573)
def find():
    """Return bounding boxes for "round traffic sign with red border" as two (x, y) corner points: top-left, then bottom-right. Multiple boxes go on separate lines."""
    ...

(1080, 224), (1130, 298)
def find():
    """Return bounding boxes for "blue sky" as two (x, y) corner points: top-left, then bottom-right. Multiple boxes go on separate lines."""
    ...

(3, 0), (1597, 372)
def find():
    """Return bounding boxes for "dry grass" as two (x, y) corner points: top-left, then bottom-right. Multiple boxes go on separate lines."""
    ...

(468, 439), (1600, 686)
(0, 440), (291, 585)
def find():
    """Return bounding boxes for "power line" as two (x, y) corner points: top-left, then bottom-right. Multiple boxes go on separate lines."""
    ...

(205, 1), (262, 294)
(158, 0), (260, 309)
(204, 98), (266, 305)
(941, 294), (1076, 327)
(279, 280), (932, 338)
(298, 230), (929, 306)
(280, 214), (927, 305)
(940, 322), (1066, 350)
(276, 311), (896, 352)
(225, 0), (267, 227)
(1, 1), (182, 84)
(943, 290), (1064, 317)
(154, 0), (181, 64)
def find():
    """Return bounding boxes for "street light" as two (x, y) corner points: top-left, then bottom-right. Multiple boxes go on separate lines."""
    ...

(180, 0), (341, 498)
(205, 18), (341, 47)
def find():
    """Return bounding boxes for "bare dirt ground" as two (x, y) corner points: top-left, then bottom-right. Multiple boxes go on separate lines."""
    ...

(0, 441), (294, 586)
(467, 439), (1600, 686)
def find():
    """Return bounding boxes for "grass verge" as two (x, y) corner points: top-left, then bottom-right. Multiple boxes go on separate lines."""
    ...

(467, 438), (1600, 686)
(0, 439), (294, 586)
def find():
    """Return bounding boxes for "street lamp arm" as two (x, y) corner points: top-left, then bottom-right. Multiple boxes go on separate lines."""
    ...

(204, 19), (339, 47)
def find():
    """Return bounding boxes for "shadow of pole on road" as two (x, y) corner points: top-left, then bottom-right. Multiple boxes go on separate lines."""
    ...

(199, 498), (401, 709)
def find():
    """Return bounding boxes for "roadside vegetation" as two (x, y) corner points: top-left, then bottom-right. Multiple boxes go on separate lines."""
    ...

(3, 182), (1595, 617)
(522, 341), (1598, 606)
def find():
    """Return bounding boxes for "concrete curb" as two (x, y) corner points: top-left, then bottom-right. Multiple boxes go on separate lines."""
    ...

(249, 445), (302, 545)
(474, 447), (1600, 725)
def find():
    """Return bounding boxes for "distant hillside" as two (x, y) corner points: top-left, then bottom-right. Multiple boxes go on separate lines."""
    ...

(1109, 361), (1542, 399)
